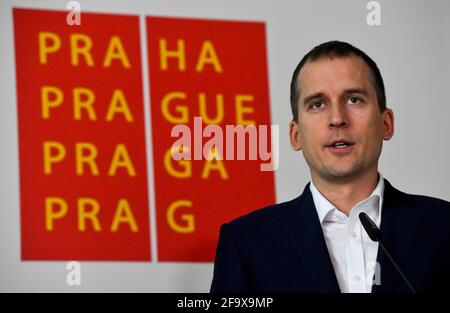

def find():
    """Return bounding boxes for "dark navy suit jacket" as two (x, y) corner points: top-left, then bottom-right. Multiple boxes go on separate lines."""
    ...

(210, 179), (450, 293)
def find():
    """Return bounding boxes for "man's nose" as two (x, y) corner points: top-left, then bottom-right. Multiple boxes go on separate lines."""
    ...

(328, 104), (348, 128)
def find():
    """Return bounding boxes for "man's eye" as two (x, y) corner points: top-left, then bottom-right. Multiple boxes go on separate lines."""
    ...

(348, 97), (361, 104)
(310, 102), (324, 110)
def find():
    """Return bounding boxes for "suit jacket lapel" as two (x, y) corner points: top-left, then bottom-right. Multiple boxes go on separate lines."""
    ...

(372, 179), (423, 293)
(282, 183), (340, 293)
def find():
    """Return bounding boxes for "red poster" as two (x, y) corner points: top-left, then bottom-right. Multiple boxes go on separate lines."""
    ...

(147, 17), (276, 262)
(14, 8), (151, 261)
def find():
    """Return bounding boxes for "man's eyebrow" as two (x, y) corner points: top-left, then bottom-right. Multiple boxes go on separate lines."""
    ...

(303, 92), (326, 105)
(302, 88), (370, 105)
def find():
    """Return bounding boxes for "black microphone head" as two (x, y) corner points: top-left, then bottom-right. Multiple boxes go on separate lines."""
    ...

(359, 212), (381, 242)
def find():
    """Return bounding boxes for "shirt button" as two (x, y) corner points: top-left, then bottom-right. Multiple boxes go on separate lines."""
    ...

(349, 231), (357, 238)
(353, 275), (361, 282)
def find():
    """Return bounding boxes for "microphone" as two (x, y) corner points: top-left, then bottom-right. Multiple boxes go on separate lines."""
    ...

(359, 212), (417, 293)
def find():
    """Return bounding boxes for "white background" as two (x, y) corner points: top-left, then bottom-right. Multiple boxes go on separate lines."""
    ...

(1, 0), (449, 292)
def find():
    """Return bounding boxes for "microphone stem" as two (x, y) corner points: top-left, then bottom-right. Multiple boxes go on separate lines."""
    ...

(379, 241), (417, 293)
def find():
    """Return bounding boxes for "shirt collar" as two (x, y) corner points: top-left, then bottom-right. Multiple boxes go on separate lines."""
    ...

(309, 173), (385, 225)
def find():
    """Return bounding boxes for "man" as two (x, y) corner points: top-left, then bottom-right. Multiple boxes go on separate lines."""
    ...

(210, 41), (450, 293)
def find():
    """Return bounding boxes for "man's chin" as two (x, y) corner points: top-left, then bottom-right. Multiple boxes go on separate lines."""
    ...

(321, 166), (361, 181)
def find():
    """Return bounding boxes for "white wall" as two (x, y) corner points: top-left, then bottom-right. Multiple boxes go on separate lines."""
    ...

(0, 0), (449, 292)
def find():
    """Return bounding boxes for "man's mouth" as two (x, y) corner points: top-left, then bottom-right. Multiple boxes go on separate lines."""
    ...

(326, 139), (355, 147)
(328, 142), (353, 148)
(325, 139), (355, 152)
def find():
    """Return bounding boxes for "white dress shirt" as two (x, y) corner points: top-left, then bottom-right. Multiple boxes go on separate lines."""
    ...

(309, 174), (385, 293)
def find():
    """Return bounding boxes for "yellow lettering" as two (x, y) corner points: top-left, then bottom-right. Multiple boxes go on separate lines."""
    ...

(161, 92), (189, 124)
(75, 142), (99, 176)
(159, 38), (186, 71)
(198, 93), (224, 124)
(202, 148), (228, 179)
(195, 41), (223, 73)
(43, 141), (66, 175)
(73, 87), (97, 120)
(105, 89), (134, 122)
(164, 146), (191, 178)
(110, 199), (138, 232)
(235, 94), (255, 126)
(45, 197), (68, 231)
(103, 36), (131, 68)
(38, 32), (61, 64)
(41, 86), (63, 119)
(70, 34), (94, 66)
(108, 144), (136, 176)
(78, 198), (102, 231)
(167, 200), (195, 233)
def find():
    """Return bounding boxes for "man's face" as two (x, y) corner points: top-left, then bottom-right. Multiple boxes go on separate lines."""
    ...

(289, 55), (394, 182)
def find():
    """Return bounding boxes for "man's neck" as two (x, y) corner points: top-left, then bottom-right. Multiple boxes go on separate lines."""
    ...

(311, 170), (379, 216)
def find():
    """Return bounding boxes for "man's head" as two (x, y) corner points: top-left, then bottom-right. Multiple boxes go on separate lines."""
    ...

(289, 41), (394, 182)
(290, 41), (387, 121)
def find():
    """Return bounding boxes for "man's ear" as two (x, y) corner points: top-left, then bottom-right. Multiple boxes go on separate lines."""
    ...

(382, 108), (395, 141)
(289, 120), (302, 151)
